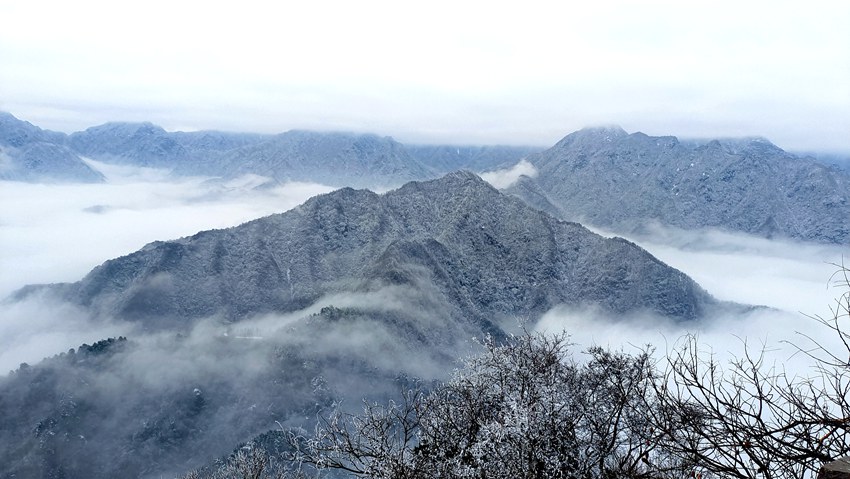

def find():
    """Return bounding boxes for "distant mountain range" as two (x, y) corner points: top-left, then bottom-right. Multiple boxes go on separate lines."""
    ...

(67, 121), (434, 188)
(5, 111), (848, 245)
(507, 126), (850, 244)
(172, 130), (433, 189)
(0, 112), (534, 187)
(67, 121), (269, 168)
(406, 144), (542, 174)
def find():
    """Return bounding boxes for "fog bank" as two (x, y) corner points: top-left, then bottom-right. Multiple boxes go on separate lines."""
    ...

(0, 163), (333, 297)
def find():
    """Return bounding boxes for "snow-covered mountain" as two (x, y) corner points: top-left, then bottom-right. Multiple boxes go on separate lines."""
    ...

(25, 171), (718, 325)
(406, 144), (542, 174)
(1, 171), (727, 478)
(67, 121), (271, 169)
(174, 130), (434, 188)
(67, 121), (435, 188)
(0, 112), (103, 183)
(507, 127), (850, 244)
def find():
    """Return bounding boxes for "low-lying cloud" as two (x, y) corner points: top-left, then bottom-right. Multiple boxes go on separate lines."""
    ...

(480, 158), (537, 189)
(621, 222), (846, 318)
(3, 167), (850, 478)
(2, 164), (849, 383)
(0, 163), (334, 371)
(536, 222), (850, 380)
(0, 162), (334, 298)
(0, 280), (483, 476)
(0, 293), (134, 373)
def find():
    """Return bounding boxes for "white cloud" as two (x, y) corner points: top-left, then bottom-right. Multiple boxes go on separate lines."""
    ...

(480, 159), (538, 189)
(534, 302), (847, 388)
(0, 165), (333, 297)
(0, 166), (335, 371)
(617, 224), (847, 318)
(535, 223), (850, 381)
(0, 293), (134, 373)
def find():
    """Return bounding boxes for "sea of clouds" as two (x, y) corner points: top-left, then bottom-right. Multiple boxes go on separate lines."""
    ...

(1, 161), (848, 376)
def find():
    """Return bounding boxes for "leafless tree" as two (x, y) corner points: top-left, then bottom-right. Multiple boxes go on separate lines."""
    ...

(290, 332), (683, 479)
(650, 263), (850, 478)
(291, 387), (423, 479)
(179, 445), (309, 479)
(285, 265), (850, 479)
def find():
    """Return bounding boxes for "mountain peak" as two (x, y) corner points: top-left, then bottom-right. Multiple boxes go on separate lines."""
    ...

(213, 129), (430, 189)
(517, 126), (850, 244)
(554, 125), (628, 149)
(392, 170), (495, 198)
(0, 111), (23, 123)
(0, 111), (46, 146)
(80, 121), (168, 137)
(68, 121), (186, 167)
(691, 136), (782, 157)
(29, 166), (714, 325)
(580, 125), (628, 136)
(439, 169), (486, 183)
(0, 112), (103, 183)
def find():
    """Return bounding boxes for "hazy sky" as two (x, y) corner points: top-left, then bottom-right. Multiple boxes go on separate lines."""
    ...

(1, 1), (848, 151)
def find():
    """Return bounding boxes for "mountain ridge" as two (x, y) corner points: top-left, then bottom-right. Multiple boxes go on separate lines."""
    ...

(20, 171), (718, 327)
(0, 112), (104, 183)
(178, 129), (434, 188)
(509, 127), (850, 244)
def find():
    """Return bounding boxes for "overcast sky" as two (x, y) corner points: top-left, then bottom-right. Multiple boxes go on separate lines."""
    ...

(1, 1), (848, 152)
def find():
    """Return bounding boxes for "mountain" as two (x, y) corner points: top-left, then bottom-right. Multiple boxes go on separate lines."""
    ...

(2, 172), (723, 478)
(172, 130), (436, 188)
(67, 122), (434, 188)
(5, 111), (541, 188)
(0, 331), (341, 479)
(170, 130), (271, 153)
(30, 171), (717, 326)
(0, 112), (104, 183)
(67, 121), (271, 169)
(406, 144), (542, 174)
(61, 115), (540, 189)
(68, 122), (194, 168)
(800, 151), (850, 173)
(508, 127), (850, 244)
